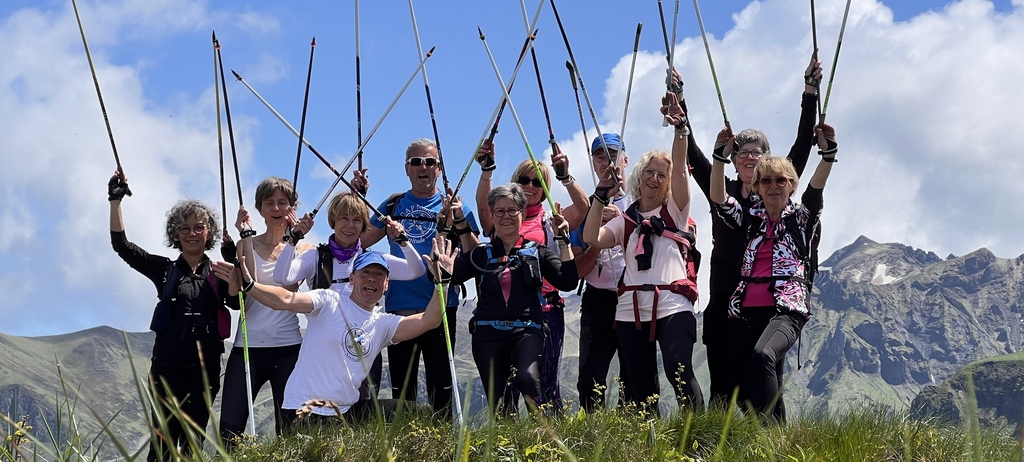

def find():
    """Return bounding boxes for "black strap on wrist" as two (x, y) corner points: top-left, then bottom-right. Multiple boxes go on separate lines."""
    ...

(241, 278), (255, 293)
(590, 193), (610, 207)
(240, 229), (257, 239)
(454, 225), (473, 236)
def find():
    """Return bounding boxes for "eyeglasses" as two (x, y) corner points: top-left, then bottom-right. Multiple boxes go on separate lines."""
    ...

(736, 149), (764, 159)
(516, 176), (543, 188)
(406, 157), (439, 167)
(491, 208), (522, 218)
(758, 176), (792, 188)
(177, 224), (209, 235)
(641, 169), (669, 182)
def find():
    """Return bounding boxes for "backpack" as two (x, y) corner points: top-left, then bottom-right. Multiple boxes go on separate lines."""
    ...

(152, 260), (231, 339)
(471, 240), (545, 315)
(312, 244), (371, 290)
(618, 202), (701, 341)
(744, 211), (821, 287)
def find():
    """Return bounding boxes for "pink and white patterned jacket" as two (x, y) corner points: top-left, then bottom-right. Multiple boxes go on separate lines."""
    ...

(713, 187), (823, 318)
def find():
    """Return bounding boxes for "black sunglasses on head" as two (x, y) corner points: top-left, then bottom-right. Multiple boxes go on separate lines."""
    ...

(516, 176), (543, 188)
(406, 157), (439, 167)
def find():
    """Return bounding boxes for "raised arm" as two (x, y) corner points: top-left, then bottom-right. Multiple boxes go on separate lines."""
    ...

(550, 143), (591, 232)
(475, 140), (496, 236)
(788, 55), (824, 177)
(710, 128), (736, 205)
(662, 92), (690, 212)
(807, 123), (837, 190)
(582, 167), (624, 251)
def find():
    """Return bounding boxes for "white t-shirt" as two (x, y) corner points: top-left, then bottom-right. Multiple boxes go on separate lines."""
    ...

(579, 195), (630, 290)
(281, 290), (402, 415)
(234, 251), (303, 348)
(603, 195), (696, 322)
(273, 242), (424, 293)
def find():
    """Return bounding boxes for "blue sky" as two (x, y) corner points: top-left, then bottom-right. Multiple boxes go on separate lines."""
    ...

(1, 0), (1021, 336)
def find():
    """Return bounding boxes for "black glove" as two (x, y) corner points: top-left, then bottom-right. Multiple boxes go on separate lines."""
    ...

(220, 235), (237, 262)
(108, 175), (133, 201)
(819, 137), (838, 162)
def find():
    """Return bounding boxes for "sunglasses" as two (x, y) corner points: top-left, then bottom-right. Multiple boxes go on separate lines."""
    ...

(758, 176), (792, 188)
(177, 224), (209, 235)
(406, 157), (439, 167)
(516, 176), (543, 188)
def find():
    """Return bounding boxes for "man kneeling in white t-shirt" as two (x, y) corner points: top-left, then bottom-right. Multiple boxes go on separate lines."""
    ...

(213, 234), (456, 426)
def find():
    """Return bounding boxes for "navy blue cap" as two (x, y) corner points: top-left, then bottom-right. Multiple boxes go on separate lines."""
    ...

(591, 133), (624, 154)
(353, 252), (390, 273)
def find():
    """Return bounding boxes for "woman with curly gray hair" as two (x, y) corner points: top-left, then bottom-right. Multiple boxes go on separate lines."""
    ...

(107, 172), (238, 462)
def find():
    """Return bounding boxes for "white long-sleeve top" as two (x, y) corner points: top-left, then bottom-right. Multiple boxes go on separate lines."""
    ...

(273, 241), (425, 293)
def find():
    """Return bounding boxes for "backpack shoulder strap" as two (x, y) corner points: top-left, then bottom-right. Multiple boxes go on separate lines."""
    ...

(384, 192), (406, 218)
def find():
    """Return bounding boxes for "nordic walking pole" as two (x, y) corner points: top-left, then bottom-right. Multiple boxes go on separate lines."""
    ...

(355, 0), (364, 172)
(810, 0), (822, 120)
(662, 0), (680, 127)
(517, 0), (558, 151)
(293, 37), (316, 190)
(214, 33), (228, 233)
(548, 0), (621, 185)
(693, 0), (732, 134)
(214, 33), (256, 437)
(619, 23), (642, 151)
(431, 203), (462, 428)
(449, 0), (544, 199)
(657, 0), (672, 62)
(821, 0), (852, 125)
(72, 0), (130, 184)
(479, 27), (558, 217)
(448, 30), (533, 200)
(217, 42), (243, 208)
(408, 0), (450, 192)
(565, 61), (599, 189)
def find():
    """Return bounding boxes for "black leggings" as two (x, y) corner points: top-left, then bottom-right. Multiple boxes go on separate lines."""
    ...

(471, 326), (544, 414)
(577, 285), (630, 411)
(219, 344), (300, 442)
(730, 308), (805, 423)
(617, 311), (703, 415)
(703, 293), (737, 406)
(147, 361), (220, 462)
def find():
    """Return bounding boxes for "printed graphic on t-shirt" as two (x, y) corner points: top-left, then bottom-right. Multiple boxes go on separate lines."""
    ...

(343, 324), (371, 361)
(398, 205), (437, 244)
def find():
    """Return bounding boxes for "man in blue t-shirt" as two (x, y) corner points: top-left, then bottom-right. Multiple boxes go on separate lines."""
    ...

(361, 138), (479, 415)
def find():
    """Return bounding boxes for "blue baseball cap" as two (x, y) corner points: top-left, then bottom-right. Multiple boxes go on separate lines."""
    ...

(591, 133), (625, 154)
(353, 252), (390, 273)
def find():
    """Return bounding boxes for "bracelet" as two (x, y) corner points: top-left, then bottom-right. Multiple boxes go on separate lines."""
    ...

(674, 124), (691, 139)
(590, 193), (610, 207)
(241, 278), (255, 293)
(559, 174), (575, 186)
(240, 229), (257, 239)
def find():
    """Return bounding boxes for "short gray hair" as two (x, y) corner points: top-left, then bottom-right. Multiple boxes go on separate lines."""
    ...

(164, 199), (220, 251)
(732, 128), (771, 161)
(405, 138), (437, 158)
(486, 183), (527, 211)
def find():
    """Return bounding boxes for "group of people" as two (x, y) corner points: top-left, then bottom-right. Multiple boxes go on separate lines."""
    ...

(108, 53), (839, 460)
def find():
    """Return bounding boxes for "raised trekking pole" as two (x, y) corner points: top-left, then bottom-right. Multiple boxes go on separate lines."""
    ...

(517, 0), (558, 149)
(565, 62), (599, 189)
(479, 27), (559, 217)
(71, 0), (130, 185)
(662, 0), (680, 127)
(619, 23), (643, 150)
(432, 235), (463, 429)
(214, 33), (256, 437)
(810, 0), (823, 120)
(408, 0), (450, 192)
(820, 0), (852, 125)
(657, 0), (672, 62)
(548, 0), (621, 185)
(293, 37), (316, 190)
(449, 0), (544, 199)
(355, 0), (364, 172)
(214, 33), (228, 233)
(692, 0), (733, 134)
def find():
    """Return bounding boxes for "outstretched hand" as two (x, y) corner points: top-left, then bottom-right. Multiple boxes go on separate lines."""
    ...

(211, 259), (242, 294)
(804, 55), (823, 89)
(422, 233), (458, 283)
(660, 92), (687, 127)
(712, 128), (736, 163)
(815, 123), (838, 162)
(351, 168), (369, 195)
(551, 143), (571, 181)
(551, 202), (570, 238)
(665, 68), (684, 102)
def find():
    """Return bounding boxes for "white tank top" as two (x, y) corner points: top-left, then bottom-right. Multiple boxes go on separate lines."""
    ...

(233, 251), (303, 348)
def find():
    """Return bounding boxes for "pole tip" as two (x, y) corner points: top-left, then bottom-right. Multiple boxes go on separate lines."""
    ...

(426, 45), (436, 57)
(231, 69), (242, 80)
(212, 30), (217, 41)
(477, 27), (484, 40)
(311, 36), (316, 46)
